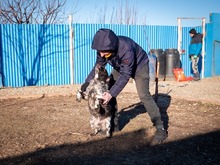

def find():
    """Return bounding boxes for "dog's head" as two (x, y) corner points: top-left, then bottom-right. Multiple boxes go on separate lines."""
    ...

(94, 65), (110, 83)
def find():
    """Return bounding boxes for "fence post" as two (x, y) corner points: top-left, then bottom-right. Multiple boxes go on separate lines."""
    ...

(177, 18), (182, 55)
(201, 18), (206, 79)
(69, 15), (74, 84)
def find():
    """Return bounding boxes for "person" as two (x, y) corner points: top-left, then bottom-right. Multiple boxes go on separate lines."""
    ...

(80, 28), (167, 143)
(189, 28), (203, 81)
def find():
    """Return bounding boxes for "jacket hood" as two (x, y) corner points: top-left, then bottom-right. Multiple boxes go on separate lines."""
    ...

(91, 29), (118, 51)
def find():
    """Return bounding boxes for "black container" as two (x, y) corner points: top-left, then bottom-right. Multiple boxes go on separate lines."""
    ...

(150, 49), (166, 80)
(165, 49), (180, 78)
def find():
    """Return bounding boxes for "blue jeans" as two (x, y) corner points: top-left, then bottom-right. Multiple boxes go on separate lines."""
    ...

(111, 63), (164, 129)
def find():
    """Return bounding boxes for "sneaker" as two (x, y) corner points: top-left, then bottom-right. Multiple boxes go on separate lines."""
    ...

(153, 128), (168, 144)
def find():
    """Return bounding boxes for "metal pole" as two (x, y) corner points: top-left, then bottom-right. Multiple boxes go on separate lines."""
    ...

(177, 18), (182, 55)
(69, 15), (74, 84)
(201, 18), (206, 79)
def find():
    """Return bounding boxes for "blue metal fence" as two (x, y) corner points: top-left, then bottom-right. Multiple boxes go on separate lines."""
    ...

(1, 24), (70, 87)
(205, 13), (220, 77)
(0, 22), (218, 87)
(212, 40), (220, 76)
(73, 24), (179, 84)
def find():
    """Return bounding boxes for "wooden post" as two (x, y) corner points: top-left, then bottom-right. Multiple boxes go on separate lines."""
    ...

(154, 59), (160, 103)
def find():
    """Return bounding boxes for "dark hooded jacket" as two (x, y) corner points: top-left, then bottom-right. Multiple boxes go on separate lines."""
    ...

(85, 28), (149, 97)
(189, 33), (203, 57)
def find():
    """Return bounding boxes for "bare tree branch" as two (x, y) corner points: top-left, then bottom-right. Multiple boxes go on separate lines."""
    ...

(0, 0), (78, 24)
(93, 0), (147, 25)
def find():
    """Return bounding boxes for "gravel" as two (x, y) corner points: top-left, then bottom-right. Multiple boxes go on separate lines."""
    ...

(0, 76), (220, 105)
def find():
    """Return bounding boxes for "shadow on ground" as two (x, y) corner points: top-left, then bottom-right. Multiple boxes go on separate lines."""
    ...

(118, 93), (171, 132)
(0, 129), (219, 165)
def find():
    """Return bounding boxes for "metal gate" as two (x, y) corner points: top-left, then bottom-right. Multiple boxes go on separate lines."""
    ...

(212, 40), (220, 76)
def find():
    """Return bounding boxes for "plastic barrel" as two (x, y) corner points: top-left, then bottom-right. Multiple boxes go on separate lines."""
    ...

(149, 49), (166, 80)
(165, 49), (180, 79)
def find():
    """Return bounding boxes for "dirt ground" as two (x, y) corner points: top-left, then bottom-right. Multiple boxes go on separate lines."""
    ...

(0, 78), (220, 165)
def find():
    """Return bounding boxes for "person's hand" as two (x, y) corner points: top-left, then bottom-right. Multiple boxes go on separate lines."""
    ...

(102, 92), (112, 104)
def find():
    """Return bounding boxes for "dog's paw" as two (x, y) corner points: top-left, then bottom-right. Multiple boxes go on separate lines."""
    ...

(76, 90), (82, 102)
(106, 131), (112, 138)
(84, 94), (88, 100)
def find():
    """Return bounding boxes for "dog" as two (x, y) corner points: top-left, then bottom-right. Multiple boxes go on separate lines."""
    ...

(76, 65), (117, 137)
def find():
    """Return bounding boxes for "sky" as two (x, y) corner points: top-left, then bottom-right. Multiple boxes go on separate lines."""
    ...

(65, 0), (220, 26)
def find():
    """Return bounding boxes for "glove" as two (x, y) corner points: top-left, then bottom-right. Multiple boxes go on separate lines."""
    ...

(102, 92), (112, 104)
(81, 82), (89, 92)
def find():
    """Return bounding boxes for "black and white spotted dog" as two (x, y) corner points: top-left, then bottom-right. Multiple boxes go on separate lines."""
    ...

(76, 65), (117, 137)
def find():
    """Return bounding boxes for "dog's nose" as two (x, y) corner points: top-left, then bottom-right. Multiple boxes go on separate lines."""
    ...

(96, 64), (101, 69)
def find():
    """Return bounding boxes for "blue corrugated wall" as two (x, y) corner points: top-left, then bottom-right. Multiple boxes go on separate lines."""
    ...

(74, 24), (178, 84)
(205, 13), (220, 77)
(0, 15), (219, 87)
(1, 24), (70, 87)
